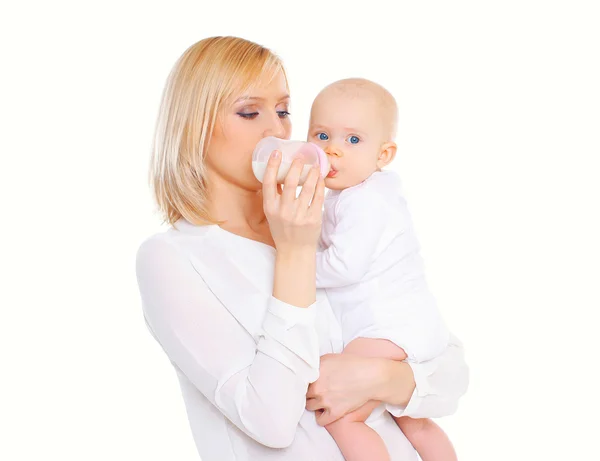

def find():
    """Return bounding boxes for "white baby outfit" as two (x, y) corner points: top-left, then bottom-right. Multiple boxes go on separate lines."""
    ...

(317, 170), (450, 362)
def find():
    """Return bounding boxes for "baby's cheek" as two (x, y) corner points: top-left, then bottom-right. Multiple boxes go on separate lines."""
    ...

(349, 162), (373, 186)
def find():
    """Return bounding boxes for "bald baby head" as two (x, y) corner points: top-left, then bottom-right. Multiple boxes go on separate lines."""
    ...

(311, 78), (398, 140)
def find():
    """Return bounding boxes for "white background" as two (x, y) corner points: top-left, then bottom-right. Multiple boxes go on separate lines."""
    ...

(1, 1), (599, 460)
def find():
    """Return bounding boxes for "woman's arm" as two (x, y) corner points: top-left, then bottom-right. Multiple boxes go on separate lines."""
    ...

(306, 334), (469, 425)
(266, 153), (324, 308)
(137, 154), (326, 448)
(136, 236), (320, 448)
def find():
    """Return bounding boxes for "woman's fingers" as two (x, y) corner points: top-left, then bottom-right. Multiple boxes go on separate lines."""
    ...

(296, 164), (320, 212)
(308, 175), (325, 219)
(306, 396), (340, 426)
(307, 394), (342, 426)
(281, 158), (305, 204)
(262, 150), (281, 209)
(305, 398), (322, 412)
(262, 153), (323, 249)
(316, 409), (341, 427)
(306, 383), (316, 399)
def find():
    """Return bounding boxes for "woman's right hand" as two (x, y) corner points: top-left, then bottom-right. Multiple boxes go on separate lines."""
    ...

(262, 150), (325, 254)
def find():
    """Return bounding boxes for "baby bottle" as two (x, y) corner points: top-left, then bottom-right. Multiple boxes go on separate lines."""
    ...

(252, 136), (329, 185)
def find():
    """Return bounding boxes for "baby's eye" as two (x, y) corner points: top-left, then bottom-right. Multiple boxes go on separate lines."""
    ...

(317, 133), (329, 141)
(347, 135), (360, 144)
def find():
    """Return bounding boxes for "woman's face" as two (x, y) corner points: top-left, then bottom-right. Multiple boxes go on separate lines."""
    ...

(206, 70), (291, 191)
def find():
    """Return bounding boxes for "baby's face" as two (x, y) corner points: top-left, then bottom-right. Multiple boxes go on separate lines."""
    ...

(308, 92), (389, 190)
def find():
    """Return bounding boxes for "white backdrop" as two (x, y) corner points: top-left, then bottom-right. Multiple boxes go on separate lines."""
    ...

(1, 1), (599, 460)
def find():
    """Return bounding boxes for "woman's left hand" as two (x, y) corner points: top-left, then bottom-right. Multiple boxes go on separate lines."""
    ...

(305, 353), (388, 426)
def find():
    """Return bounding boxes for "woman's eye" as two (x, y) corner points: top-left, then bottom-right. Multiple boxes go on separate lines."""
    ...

(237, 112), (259, 120)
(277, 110), (291, 118)
(347, 135), (360, 144)
(317, 133), (329, 141)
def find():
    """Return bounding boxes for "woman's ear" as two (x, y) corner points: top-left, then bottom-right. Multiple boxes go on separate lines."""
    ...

(376, 142), (397, 169)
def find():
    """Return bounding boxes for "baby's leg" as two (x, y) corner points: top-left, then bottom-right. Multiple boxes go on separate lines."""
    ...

(395, 416), (458, 461)
(343, 337), (408, 361)
(324, 338), (408, 461)
(325, 400), (390, 461)
(343, 339), (457, 460)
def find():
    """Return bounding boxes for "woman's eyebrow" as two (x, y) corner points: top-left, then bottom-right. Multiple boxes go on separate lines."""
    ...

(235, 94), (290, 103)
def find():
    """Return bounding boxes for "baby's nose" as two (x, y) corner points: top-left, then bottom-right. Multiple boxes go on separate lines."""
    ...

(324, 146), (343, 157)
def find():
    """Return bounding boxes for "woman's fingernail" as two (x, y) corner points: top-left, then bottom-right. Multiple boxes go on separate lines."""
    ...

(272, 150), (280, 159)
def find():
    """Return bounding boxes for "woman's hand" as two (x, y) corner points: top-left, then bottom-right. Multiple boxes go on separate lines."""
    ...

(264, 149), (325, 308)
(305, 353), (381, 426)
(305, 353), (416, 426)
(262, 150), (325, 253)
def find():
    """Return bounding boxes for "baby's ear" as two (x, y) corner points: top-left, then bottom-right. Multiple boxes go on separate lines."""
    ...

(377, 142), (397, 169)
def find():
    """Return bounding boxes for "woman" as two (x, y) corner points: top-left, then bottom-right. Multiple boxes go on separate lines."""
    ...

(136, 36), (468, 460)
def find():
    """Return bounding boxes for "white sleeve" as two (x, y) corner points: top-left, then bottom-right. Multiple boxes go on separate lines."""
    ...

(387, 334), (470, 419)
(136, 236), (320, 449)
(316, 193), (389, 288)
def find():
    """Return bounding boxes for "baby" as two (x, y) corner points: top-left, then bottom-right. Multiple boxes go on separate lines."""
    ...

(308, 79), (457, 461)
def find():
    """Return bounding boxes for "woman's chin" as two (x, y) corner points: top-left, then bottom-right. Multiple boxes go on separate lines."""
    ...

(248, 179), (263, 192)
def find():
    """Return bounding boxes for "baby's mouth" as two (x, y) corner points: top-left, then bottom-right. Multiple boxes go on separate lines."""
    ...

(326, 167), (338, 178)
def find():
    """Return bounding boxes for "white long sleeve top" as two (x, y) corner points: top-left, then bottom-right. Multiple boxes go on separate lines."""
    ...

(317, 170), (450, 362)
(135, 219), (469, 460)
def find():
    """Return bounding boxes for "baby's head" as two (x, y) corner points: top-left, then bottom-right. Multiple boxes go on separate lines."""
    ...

(308, 78), (398, 190)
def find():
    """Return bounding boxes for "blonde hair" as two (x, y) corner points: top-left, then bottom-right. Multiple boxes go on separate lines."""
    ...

(149, 36), (286, 226)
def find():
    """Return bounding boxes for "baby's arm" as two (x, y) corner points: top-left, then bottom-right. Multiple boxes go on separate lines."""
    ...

(317, 191), (390, 288)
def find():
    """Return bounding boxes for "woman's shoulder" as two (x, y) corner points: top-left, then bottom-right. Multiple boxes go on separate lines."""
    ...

(135, 222), (231, 300)
(135, 229), (178, 274)
(136, 220), (216, 264)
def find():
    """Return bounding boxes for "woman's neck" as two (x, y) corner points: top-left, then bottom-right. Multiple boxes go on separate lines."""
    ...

(206, 175), (274, 246)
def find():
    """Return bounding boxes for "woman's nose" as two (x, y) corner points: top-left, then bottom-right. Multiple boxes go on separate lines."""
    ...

(324, 146), (343, 157)
(263, 112), (287, 138)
